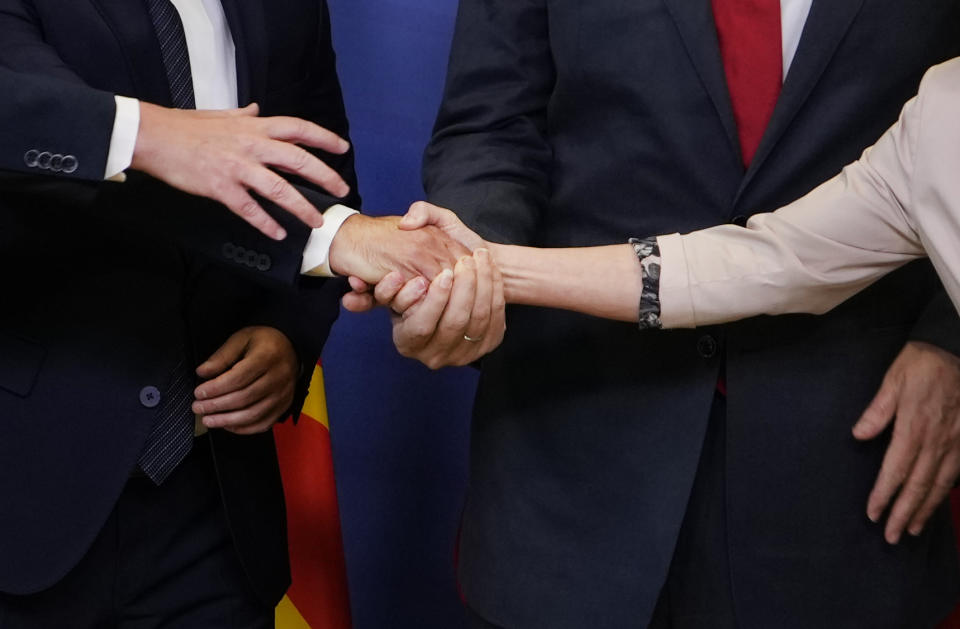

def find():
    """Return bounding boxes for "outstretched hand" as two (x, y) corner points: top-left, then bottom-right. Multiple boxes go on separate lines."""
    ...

(132, 102), (352, 240)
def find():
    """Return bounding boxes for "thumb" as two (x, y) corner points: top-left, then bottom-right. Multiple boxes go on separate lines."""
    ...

(853, 378), (900, 440)
(197, 331), (250, 380)
(399, 201), (439, 230)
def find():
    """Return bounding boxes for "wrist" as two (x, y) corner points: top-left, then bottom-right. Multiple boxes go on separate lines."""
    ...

(489, 243), (524, 304)
(130, 102), (166, 174)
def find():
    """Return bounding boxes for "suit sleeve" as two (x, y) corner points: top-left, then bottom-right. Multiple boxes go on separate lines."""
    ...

(0, 67), (114, 180)
(0, 0), (316, 288)
(658, 90), (926, 328)
(422, 0), (554, 245)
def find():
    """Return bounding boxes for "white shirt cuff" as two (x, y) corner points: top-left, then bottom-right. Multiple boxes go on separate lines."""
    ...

(104, 96), (140, 182)
(301, 204), (360, 276)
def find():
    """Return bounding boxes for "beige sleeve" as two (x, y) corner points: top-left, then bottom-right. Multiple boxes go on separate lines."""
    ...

(657, 79), (928, 329)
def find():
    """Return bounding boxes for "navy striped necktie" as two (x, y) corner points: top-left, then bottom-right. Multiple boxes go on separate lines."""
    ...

(146, 0), (196, 109)
(137, 0), (198, 484)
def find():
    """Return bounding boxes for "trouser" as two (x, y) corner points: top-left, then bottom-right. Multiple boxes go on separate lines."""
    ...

(0, 435), (273, 629)
(466, 395), (737, 629)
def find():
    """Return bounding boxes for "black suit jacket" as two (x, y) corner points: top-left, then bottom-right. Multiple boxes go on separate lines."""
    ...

(426, 1), (960, 627)
(0, 0), (357, 605)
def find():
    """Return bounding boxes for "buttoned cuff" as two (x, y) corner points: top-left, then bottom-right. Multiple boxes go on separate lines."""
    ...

(301, 204), (360, 276)
(104, 96), (140, 182)
(657, 233), (697, 329)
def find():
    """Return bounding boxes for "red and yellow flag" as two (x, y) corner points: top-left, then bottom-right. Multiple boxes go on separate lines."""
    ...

(273, 364), (352, 629)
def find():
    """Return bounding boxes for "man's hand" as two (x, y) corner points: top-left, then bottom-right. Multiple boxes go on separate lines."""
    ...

(328, 213), (470, 285)
(340, 201), (488, 312)
(853, 341), (960, 543)
(361, 249), (506, 369)
(192, 326), (298, 435)
(132, 102), (352, 241)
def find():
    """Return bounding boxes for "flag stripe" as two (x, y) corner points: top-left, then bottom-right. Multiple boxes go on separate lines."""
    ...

(274, 364), (351, 629)
(276, 595), (313, 629)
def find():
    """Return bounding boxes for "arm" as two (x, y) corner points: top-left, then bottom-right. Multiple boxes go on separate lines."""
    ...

(0, 0), (351, 240)
(0, 66), (115, 179)
(423, 0), (554, 245)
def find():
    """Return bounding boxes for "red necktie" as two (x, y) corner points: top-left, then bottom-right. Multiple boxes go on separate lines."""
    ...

(711, 0), (783, 167)
(710, 1), (783, 396)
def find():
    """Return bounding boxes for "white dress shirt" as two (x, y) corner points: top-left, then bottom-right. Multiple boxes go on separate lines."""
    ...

(104, 0), (356, 277)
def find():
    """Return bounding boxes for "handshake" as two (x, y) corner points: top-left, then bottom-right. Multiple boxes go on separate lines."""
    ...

(130, 103), (506, 368)
(331, 203), (506, 369)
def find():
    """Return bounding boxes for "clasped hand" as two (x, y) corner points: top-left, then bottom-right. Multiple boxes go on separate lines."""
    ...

(342, 202), (506, 369)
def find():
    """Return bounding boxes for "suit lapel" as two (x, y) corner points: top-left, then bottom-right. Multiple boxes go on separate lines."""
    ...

(87, 0), (173, 105)
(220, 0), (268, 106)
(737, 0), (866, 198)
(662, 0), (740, 160)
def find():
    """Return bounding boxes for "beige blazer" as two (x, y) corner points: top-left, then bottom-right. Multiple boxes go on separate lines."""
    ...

(658, 58), (960, 329)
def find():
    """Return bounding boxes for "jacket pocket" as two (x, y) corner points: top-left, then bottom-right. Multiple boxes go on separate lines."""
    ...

(0, 332), (46, 397)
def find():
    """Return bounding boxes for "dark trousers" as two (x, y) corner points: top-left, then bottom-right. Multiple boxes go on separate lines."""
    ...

(0, 437), (273, 629)
(466, 395), (736, 629)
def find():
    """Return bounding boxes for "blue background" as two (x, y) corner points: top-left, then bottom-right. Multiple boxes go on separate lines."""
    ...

(320, 1), (475, 627)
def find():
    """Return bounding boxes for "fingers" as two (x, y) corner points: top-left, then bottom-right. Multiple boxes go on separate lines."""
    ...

(202, 394), (290, 435)
(480, 248), (507, 356)
(907, 452), (960, 537)
(394, 269), (454, 358)
(867, 416), (920, 525)
(194, 371), (276, 416)
(854, 381), (898, 440)
(241, 163), (325, 230)
(882, 442), (938, 543)
(388, 277), (430, 314)
(194, 327), (297, 434)
(348, 276), (371, 293)
(218, 185), (288, 240)
(435, 256), (478, 347)
(342, 291), (377, 313)
(196, 331), (251, 380)
(464, 249), (494, 342)
(263, 116), (350, 155)
(194, 352), (267, 401)
(259, 139), (350, 199)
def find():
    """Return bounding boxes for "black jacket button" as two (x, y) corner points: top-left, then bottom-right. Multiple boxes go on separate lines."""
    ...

(139, 386), (162, 409)
(222, 242), (237, 259)
(256, 254), (271, 272)
(697, 334), (718, 359)
(24, 150), (40, 168)
(62, 155), (78, 174)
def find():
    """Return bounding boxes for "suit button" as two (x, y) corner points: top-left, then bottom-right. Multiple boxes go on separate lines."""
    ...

(256, 254), (271, 272)
(24, 150), (40, 168)
(37, 151), (52, 169)
(697, 334), (718, 359)
(222, 242), (237, 259)
(244, 250), (258, 267)
(731, 215), (748, 227)
(139, 386), (161, 409)
(62, 155), (78, 174)
(50, 154), (64, 172)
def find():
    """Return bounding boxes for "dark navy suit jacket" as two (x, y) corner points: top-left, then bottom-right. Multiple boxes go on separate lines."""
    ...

(0, 0), (357, 606)
(425, 1), (960, 627)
